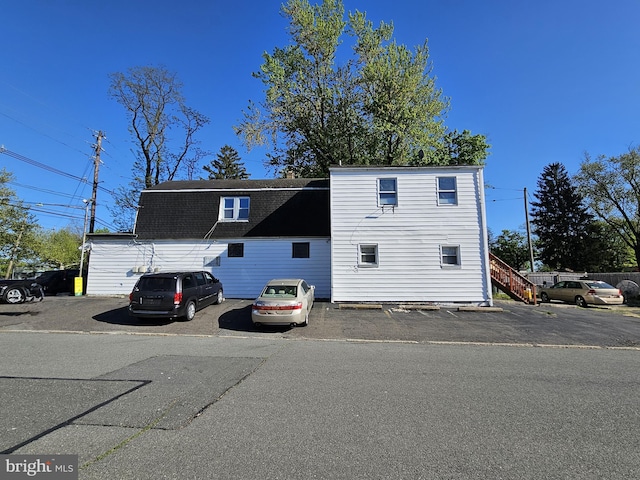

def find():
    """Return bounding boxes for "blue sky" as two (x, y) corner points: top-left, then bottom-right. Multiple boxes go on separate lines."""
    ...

(1, 0), (638, 234)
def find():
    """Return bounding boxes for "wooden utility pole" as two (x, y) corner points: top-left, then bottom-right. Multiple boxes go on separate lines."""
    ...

(524, 187), (535, 272)
(90, 131), (105, 233)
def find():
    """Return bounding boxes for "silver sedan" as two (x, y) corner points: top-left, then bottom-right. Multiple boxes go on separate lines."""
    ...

(251, 278), (315, 327)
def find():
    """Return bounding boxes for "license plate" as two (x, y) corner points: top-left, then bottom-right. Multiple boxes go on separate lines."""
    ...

(142, 298), (160, 305)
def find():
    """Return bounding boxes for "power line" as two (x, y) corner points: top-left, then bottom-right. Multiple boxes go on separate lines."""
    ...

(0, 147), (115, 196)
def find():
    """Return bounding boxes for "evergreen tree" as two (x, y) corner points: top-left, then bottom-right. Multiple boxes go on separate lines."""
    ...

(530, 163), (594, 271)
(202, 145), (249, 180)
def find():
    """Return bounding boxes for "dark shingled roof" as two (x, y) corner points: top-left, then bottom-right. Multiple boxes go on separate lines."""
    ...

(134, 179), (330, 240)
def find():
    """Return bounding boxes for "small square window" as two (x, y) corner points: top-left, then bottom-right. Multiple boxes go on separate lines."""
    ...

(378, 178), (397, 206)
(437, 177), (457, 205)
(292, 242), (310, 258)
(441, 245), (460, 266)
(228, 243), (244, 258)
(358, 244), (378, 267)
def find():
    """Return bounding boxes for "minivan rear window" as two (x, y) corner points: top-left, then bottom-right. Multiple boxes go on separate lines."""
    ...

(138, 277), (175, 291)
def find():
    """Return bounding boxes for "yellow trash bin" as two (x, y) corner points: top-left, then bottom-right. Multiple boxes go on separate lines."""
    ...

(74, 277), (84, 296)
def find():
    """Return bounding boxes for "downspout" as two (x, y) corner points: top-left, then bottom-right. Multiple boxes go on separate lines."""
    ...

(477, 167), (493, 306)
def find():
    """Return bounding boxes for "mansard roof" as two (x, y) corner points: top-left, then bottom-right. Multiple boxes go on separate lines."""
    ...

(134, 178), (330, 240)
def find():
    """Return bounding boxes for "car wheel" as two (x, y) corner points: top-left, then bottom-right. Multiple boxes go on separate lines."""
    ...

(575, 296), (588, 308)
(215, 289), (223, 304)
(184, 301), (196, 321)
(4, 287), (26, 304)
(541, 292), (550, 303)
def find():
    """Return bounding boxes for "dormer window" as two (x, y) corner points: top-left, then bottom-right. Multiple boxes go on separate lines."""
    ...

(220, 197), (250, 221)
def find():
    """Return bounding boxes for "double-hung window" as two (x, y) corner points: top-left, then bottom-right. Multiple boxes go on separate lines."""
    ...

(220, 197), (250, 221)
(358, 244), (379, 267)
(437, 177), (457, 205)
(441, 245), (461, 267)
(378, 178), (398, 206)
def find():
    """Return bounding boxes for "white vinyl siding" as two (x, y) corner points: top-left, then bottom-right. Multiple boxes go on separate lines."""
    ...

(330, 166), (491, 304)
(86, 237), (331, 299)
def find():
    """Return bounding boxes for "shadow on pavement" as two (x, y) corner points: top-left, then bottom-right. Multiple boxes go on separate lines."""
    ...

(217, 304), (292, 334)
(93, 306), (174, 327)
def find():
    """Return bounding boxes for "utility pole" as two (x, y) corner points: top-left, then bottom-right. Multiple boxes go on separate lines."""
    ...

(524, 187), (535, 272)
(90, 131), (105, 233)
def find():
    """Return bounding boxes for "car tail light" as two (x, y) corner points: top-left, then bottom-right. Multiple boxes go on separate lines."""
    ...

(587, 289), (597, 295)
(254, 302), (303, 311)
(174, 292), (182, 305)
(129, 293), (133, 302)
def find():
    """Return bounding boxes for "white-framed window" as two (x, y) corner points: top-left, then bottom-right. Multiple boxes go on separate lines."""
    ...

(437, 177), (457, 205)
(441, 245), (461, 267)
(378, 178), (397, 206)
(220, 197), (250, 221)
(358, 244), (379, 267)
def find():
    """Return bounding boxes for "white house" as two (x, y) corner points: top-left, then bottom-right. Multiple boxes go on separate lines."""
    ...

(86, 179), (332, 299)
(330, 165), (492, 305)
(86, 167), (492, 305)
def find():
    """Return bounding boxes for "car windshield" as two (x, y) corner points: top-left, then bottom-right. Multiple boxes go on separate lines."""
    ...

(585, 281), (616, 290)
(261, 285), (297, 298)
(138, 277), (175, 291)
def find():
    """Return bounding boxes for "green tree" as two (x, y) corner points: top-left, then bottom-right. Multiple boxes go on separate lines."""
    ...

(530, 163), (595, 271)
(489, 229), (530, 271)
(575, 147), (640, 270)
(235, 0), (487, 177)
(202, 145), (250, 180)
(426, 129), (491, 166)
(36, 228), (82, 270)
(581, 220), (634, 272)
(108, 65), (210, 231)
(0, 169), (40, 278)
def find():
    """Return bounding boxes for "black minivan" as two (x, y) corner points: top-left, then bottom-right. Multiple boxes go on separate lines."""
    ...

(129, 271), (223, 321)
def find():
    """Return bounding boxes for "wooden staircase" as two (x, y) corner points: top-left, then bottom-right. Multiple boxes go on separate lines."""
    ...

(489, 252), (537, 305)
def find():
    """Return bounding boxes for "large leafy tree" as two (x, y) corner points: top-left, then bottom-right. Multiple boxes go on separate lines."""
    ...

(0, 169), (40, 278)
(574, 147), (640, 270)
(235, 0), (488, 177)
(530, 163), (595, 271)
(581, 220), (634, 272)
(202, 145), (250, 180)
(36, 228), (82, 270)
(108, 65), (210, 231)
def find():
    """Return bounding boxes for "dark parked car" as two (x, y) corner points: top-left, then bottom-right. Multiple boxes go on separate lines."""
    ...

(0, 279), (44, 304)
(35, 269), (80, 295)
(129, 271), (223, 321)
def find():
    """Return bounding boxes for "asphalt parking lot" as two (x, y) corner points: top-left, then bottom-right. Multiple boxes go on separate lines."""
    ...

(1, 295), (640, 348)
